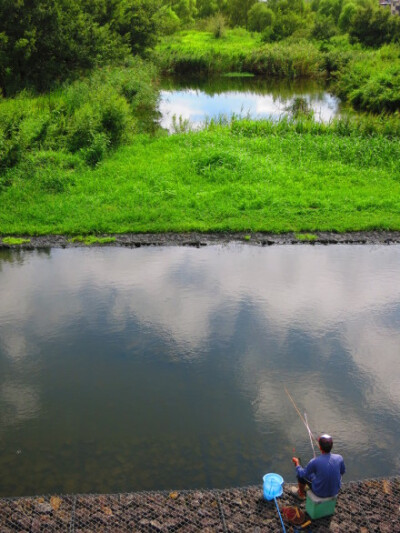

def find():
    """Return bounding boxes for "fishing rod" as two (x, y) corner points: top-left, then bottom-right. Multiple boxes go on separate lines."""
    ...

(304, 412), (316, 458)
(284, 386), (319, 453)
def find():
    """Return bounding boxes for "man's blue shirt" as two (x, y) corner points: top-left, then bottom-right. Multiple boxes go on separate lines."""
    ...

(296, 453), (345, 498)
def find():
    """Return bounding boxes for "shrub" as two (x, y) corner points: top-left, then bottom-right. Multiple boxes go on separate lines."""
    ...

(0, 131), (21, 171)
(207, 13), (227, 39)
(248, 4), (275, 33)
(99, 92), (131, 146)
(68, 102), (102, 152)
(312, 15), (338, 41)
(154, 6), (181, 35)
(81, 133), (110, 166)
(0, 61), (158, 173)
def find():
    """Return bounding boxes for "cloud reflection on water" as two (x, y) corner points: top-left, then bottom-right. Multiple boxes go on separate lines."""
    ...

(0, 245), (399, 479)
(159, 89), (340, 131)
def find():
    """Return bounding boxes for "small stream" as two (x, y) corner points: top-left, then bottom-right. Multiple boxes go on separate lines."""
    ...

(158, 76), (343, 131)
(0, 245), (399, 496)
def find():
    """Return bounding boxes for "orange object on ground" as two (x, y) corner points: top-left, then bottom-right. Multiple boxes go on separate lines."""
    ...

(281, 506), (306, 525)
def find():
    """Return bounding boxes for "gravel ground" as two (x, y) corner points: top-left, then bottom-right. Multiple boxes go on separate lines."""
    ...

(1, 231), (400, 249)
(0, 477), (399, 532)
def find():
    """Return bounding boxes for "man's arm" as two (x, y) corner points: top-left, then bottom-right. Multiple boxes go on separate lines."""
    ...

(296, 458), (316, 480)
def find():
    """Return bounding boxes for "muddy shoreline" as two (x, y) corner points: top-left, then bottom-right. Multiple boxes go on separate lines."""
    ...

(1, 231), (400, 249)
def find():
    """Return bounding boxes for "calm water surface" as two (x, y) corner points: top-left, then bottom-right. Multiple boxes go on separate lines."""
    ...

(159, 77), (342, 131)
(0, 245), (400, 497)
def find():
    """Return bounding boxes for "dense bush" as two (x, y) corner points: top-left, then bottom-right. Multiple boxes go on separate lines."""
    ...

(0, 60), (158, 176)
(349, 5), (400, 48)
(334, 45), (400, 112)
(248, 4), (275, 33)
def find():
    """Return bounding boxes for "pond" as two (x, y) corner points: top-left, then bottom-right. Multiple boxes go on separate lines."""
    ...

(0, 245), (400, 497)
(158, 76), (342, 132)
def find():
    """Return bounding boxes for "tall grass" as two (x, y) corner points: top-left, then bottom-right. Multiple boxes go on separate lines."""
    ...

(0, 58), (159, 180)
(243, 40), (324, 78)
(152, 29), (262, 75)
(1, 118), (400, 235)
(153, 31), (326, 77)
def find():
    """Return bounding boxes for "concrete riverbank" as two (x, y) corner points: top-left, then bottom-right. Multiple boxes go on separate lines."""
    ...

(0, 477), (399, 532)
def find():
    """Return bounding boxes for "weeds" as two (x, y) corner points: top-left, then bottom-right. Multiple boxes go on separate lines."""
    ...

(2, 237), (31, 245)
(68, 236), (116, 245)
(295, 233), (318, 241)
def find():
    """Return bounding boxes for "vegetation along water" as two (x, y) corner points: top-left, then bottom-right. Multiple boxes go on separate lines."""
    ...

(1, 0), (400, 236)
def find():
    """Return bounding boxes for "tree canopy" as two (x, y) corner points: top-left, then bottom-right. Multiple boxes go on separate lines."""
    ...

(0, 0), (159, 93)
(1, 0), (400, 94)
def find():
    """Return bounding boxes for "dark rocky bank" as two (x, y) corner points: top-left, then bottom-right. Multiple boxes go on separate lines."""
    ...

(0, 477), (399, 532)
(1, 231), (400, 249)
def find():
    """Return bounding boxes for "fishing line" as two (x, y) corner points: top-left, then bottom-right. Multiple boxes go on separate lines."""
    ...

(304, 412), (316, 458)
(284, 386), (319, 448)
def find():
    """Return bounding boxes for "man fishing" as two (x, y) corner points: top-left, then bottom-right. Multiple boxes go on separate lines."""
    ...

(291, 434), (346, 500)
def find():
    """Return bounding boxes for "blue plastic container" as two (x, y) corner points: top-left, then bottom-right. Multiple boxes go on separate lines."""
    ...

(263, 473), (284, 501)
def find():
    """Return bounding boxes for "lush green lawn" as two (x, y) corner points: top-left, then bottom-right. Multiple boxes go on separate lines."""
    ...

(1, 122), (400, 235)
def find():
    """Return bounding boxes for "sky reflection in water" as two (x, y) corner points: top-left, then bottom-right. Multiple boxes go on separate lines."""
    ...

(158, 77), (341, 131)
(0, 245), (399, 496)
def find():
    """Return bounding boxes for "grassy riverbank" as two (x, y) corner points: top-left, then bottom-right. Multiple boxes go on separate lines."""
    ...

(1, 119), (400, 235)
(153, 30), (323, 77)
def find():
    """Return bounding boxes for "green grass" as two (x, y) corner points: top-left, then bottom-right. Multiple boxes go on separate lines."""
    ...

(152, 29), (263, 75)
(68, 235), (116, 245)
(157, 29), (260, 58)
(1, 119), (400, 235)
(1, 237), (31, 245)
(295, 233), (318, 241)
(222, 72), (255, 78)
(153, 30), (324, 78)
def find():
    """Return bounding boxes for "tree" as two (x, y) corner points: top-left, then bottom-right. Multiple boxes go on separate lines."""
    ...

(349, 4), (397, 47)
(0, 0), (161, 94)
(228, 0), (257, 28)
(312, 14), (338, 39)
(114, 0), (160, 54)
(270, 11), (303, 40)
(318, 0), (343, 23)
(154, 6), (181, 35)
(248, 3), (275, 32)
(196, 0), (218, 18)
(167, 0), (198, 23)
(338, 2), (357, 32)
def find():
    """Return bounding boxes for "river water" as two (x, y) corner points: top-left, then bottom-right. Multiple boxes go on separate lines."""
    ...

(159, 76), (342, 131)
(0, 245), (399, 496)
